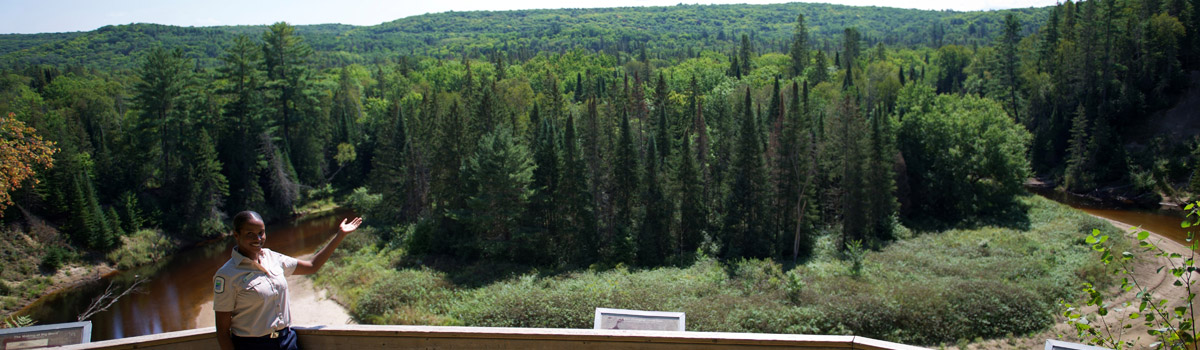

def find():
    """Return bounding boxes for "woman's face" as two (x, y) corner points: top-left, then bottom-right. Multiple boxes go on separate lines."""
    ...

(235, 218), (267, 257)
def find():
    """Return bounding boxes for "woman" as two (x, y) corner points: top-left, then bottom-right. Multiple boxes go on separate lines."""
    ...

(212, 211), (362, 350)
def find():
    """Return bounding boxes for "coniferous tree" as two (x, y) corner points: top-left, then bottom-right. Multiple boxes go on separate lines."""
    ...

(722, 88), (769, 259)
(183, 130), (230, 239)
(740, 34), (754, 74)
(832, 95), (869, 248)
(812, 50), (830, 83)
(217, 35), (268, 215)
(462, 125), (534, 259)
(638, 138), (670, 266)
(790, 14), (810, 78)
(559, 114), (598, 265)
(612, 106), (640, 263)
(676, 132), (705, 259)
(262, 21), (313, 164)
(525, 117), (560, 264)
(865, 108), (898, 242)
(998, 13), (1022, 121)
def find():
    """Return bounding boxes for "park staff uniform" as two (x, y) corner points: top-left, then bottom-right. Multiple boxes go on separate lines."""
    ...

(213, 247), (299, 347)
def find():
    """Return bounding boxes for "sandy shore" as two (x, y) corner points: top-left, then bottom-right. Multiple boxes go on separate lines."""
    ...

(195, 259), (355, 328)
(964, 216), (1199, 350)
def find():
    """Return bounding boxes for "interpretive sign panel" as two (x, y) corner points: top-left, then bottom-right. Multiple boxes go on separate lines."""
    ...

(0, 321), (91, 350)
(594, 308), (685, 331)
(1044, 339), (1112, 350)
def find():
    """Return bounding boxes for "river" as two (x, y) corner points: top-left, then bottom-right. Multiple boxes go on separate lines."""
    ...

(17, 208), (354, 341)
(1029, 188), (1195, 247)
(16, 191), (1196, 342)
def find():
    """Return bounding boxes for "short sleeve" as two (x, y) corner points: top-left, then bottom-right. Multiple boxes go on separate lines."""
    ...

(213, 273), (235, 312)
(276, 251), (299, 276)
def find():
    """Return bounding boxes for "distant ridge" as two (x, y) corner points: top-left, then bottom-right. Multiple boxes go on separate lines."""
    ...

(0, 2), (1051, 70)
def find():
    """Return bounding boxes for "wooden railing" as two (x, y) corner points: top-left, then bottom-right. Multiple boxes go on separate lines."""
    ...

(60, 325), (930, 350)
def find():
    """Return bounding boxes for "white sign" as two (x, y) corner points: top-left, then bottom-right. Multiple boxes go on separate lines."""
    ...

(594, 308), (684, 331)
(1044, 339), (1113, 350)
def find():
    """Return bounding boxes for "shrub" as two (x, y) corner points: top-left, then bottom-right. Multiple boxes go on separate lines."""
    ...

(39, 246), (70, 272)
(106, 229), (172, 270)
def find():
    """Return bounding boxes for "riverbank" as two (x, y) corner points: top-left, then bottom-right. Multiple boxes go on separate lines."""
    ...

(195, 273), (355, 328)
(312, 195), (1121, 346)
(962, 215), (1197, 350)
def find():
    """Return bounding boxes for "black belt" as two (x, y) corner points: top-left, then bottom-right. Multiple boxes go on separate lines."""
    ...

(235, 326), (290, 339)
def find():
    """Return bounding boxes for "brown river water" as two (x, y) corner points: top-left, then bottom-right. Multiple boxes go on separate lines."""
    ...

(1028, 188), (1195, 246)
(15, 190), (1197, 342)
(17, 208), (353, 341)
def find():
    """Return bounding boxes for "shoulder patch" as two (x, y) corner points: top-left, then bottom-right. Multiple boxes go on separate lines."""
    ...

(214, 276), (225, 294)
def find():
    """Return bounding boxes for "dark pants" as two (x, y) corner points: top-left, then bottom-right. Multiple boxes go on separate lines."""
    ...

(231, 327), (299, 350)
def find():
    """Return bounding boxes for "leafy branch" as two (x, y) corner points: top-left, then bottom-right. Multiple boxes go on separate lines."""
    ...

(1064, 202), (1200, 350)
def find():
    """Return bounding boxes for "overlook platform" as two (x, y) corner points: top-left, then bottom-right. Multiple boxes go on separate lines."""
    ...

(61, 325), (930, 349)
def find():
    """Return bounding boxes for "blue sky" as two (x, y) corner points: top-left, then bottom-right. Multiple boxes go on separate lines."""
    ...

(1, 0), (1061, 34)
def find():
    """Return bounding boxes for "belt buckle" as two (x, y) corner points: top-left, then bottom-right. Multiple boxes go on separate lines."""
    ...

(269, 330), (279, 339)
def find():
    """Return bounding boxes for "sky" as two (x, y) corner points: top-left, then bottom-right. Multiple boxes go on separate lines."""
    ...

(0, 0), (1062, 34)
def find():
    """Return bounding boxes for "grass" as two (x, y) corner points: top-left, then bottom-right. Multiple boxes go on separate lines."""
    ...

(106, 229), (174, 270)
(312, 194), (1121, 347)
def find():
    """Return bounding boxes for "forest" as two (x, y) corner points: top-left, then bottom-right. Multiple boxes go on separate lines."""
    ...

(1, 0), (1198, 345)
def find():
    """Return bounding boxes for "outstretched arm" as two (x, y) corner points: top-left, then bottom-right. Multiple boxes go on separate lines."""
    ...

(294, 217), (362, 275)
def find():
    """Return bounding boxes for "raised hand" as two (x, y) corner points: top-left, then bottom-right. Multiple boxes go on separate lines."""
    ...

(339, 217), (363, 234)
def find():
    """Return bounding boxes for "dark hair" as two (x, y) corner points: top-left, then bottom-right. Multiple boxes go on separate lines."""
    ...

(232, 211), (264, 232)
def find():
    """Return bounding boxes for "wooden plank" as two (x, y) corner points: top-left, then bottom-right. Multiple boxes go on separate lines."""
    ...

(58, 328), (216, 350)
(59, 325), (931, 350)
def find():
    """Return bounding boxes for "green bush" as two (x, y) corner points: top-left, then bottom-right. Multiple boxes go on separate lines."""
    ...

(106, 229), (172, 270)
(39, 246), (70, 272)
(311, 195), (1113, 347)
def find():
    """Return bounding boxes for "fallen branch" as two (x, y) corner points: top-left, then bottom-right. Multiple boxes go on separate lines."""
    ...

(77, 276), (148, 321)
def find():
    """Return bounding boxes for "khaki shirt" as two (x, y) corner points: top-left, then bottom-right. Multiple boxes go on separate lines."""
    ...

(213, 247), (298, 337)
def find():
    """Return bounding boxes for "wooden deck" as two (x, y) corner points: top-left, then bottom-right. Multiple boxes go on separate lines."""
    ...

(59, 325), (930, 350)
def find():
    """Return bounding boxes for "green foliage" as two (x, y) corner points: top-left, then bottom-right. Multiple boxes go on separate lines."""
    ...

(2, 314), (35, 328)
(106, 229), (173, 270)
(39, 245), (70, 272)
(896, 84), (1031, 222)
(1065, 202), (1200, 350)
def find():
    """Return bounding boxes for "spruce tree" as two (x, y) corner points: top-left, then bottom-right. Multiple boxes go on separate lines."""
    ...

(676, 132), (706, 258)
(462, 126), (535, 259)
(638, 138), (670, 266)
(722, 88), (769, 259)
(612, 106), (640, 263)
(791, 14), (810, 78)
(740, 34), (754, 74)
(184, 130), (230, 239)
(559, 114), (598, 266)
(525, 117), (561, 264)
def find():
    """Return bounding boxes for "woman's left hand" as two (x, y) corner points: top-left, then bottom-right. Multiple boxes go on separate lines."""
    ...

(339, 217), (363, 234)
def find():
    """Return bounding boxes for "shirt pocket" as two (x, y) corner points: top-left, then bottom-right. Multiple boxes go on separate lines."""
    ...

(238, 277), (272, 306)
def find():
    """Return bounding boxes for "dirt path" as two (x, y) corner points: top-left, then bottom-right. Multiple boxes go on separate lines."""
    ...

(963, 217), (1199, 350)
(194, 254), (355, 328)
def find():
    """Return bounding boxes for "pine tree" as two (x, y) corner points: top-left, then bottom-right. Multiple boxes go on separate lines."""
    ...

(676, 132), (706, 259)
(525, 117), (561, 264)
(638, 138), (670, 266)
(790, 14), (810, 78)
(1064, 106), (1092, 192)
(866, 108), (898, 242)
(612, 106), (640, 263)
(812, 50), (830, 83)
(559, 114), (598, 266)
(184, 130), (230, 239)
(998, 13), (1022, 121)
(462, 126), (535, 259)
(262, 21), (313, 161)
(740, 34), (754, 74)
(833, 95), (869, 249)
(722, 88), (769, 259)
(654, 72), (671, 161)
(217, 35), (268, 215)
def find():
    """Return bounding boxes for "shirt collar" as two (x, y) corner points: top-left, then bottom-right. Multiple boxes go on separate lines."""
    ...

(232, 247), (266, 265)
